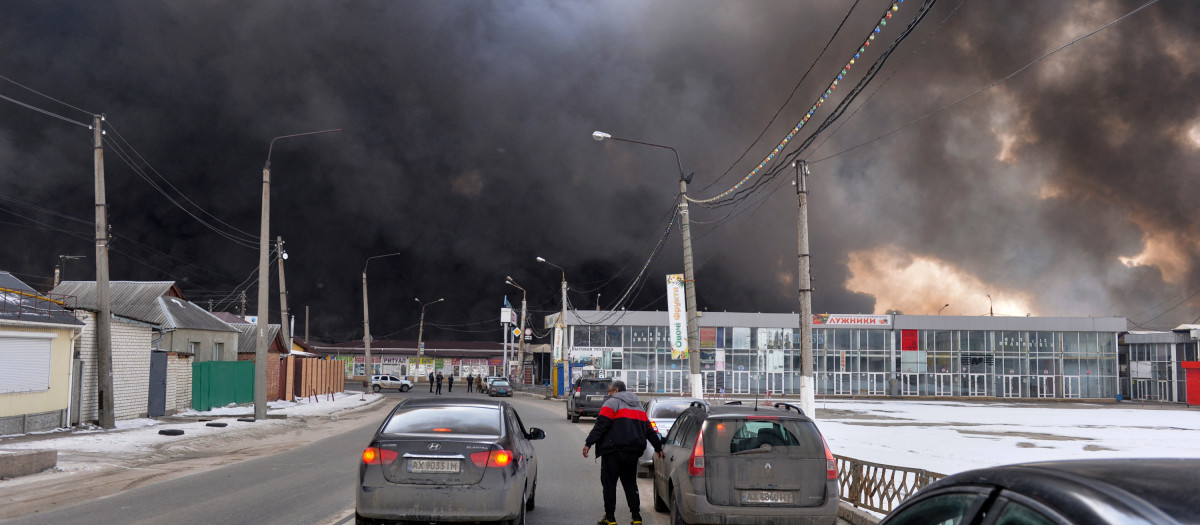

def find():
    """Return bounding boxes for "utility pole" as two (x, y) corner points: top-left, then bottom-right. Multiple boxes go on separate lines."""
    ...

(254, 160), (271, 420)
(276, 236), (290, 352)
(240, 291), (247, 317)
(517, 293), (527, 383)
(305, 305), (309, 343)
(795, 161), (815, 419)
(93, 115), (115, 429)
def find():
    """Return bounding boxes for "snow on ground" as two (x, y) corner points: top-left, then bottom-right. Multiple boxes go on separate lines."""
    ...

(0, 391), (383, 455)
(815, 399), (1200, 476)
(4, 393), (1199, 478)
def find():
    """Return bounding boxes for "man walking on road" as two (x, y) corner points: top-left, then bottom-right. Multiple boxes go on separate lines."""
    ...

(582, 380), (663, 525)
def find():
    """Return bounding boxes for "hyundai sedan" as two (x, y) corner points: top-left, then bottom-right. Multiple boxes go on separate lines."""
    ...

(356, 398), (545, 524)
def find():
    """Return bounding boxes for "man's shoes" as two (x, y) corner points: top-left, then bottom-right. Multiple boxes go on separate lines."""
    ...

(596, 517), (616, 525)
(631, 520), (643, 525)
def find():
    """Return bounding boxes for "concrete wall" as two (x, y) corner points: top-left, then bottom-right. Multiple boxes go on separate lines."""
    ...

(163, 329), (239, 362)
(0, 323), (78, 427)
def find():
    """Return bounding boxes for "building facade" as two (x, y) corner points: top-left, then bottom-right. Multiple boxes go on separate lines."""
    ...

(547, 311), (1127, 401)
(1120, 326), (1200, 403)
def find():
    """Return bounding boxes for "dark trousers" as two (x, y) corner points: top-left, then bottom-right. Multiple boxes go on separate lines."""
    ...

(448, 381), (453, 392)
(467, 381), (473, 392)
(600, 450), (642, 520)
(429, 379), (434, 393)
(436, 381), (443, 394)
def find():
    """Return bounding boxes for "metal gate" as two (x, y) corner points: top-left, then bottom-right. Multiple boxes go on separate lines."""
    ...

(148, 351), (167, 417)
(967, 374), (988, 397)
(900, 374), (920, 396)
(1063, 376), (1081, 398)
(933, 373), (954, 396)
(1001, 375), (1022, 398)
(832, 372), (852, 395)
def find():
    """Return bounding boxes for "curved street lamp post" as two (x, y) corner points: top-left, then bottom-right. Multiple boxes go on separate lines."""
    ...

(362, 252), (405, 385)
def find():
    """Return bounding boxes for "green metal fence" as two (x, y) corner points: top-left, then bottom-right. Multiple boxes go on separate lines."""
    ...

(192, 361), (254, 411)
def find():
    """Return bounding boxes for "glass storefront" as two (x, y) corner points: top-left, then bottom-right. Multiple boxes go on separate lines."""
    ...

(569, 315), (1123, 400)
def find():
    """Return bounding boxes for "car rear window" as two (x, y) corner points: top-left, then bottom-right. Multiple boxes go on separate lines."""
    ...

(649, 401), (694, 420)
(493, 381), (509, 386)
(579, 381), (611, 394)
(382, 406), (502, 436)
(704, 417), (824, 456)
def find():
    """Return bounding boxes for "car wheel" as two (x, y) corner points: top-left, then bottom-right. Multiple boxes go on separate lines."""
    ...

(399, 384), (410, 392)
(669, 486), (688, 525)
(526, 480), (536, 511)
(653, 477), (668, 513)
(371, 384), (381, 393)
(571, 411), (580, 423)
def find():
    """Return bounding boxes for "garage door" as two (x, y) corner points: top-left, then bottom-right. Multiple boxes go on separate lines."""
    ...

(0, 333), (54, 393)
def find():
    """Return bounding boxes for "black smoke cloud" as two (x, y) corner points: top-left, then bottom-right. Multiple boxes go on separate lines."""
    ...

(1, 0), (1196, 342)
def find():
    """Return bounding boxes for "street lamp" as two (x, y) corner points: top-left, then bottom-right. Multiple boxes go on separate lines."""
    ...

(592, 130), (703, 399)
(416, 297), (444, 365)
(362, 252), (405, 386)
(537, 256), (568, 397)
(54, 254), (86, 288)
(987, 294), (994, 316)
(938, 303), (950, 315)
(255, 128), (340, 420)
(505, 276), (528, 383)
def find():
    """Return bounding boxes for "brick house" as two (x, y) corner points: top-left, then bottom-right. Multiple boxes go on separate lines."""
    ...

(51, 281), (240, 422)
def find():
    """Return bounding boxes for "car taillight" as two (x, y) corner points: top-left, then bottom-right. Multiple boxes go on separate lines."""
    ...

(362, 446), (399, 465)
(687, 431), (705, 476)
(820, 434), (837, 480)
(471, 449), (514, 468)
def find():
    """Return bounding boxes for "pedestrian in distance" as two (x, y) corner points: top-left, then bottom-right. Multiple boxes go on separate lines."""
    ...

(428, 371), (435, 393)
(582, 380), (663, 525)
(447, 373), (454, 392)
(466, 373), (475, 393)
(435, 372), (444, 395)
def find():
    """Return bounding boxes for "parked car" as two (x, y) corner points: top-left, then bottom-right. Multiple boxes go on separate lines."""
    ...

(638, 397), (708, 477)
(479, 376), (507, 394)
(652, 401), (838, 525)
(488, 379), (513, 397)
(565, 377), (612, 423)
(356, 398), (545, 525)
(369, 374), (412, 393)
(878, 458), (1200, 525)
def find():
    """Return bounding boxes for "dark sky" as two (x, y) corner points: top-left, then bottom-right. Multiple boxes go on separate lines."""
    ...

(2, 0), (1197, 342)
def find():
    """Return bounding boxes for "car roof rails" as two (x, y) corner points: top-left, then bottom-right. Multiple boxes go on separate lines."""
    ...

(724, 400), (743, 405)
(689, 400), (711, 411)
(772, 402), (806, 416)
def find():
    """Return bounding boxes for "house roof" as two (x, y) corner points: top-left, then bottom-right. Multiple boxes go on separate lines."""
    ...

(0, 272), (84, 327)
(51, 281), (237, 332)
(231, 323), (283, 354)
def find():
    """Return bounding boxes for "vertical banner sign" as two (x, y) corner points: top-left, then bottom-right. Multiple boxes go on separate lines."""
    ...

(901, 330), (918, 351)
(553, 326), (564, 361)
(666, 274), (688, 360)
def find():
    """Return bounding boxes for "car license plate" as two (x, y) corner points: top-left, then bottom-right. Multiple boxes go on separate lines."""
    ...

(588, 396), (604, 402)
(408, 459), (460, 473)
(741, 490), (794, 504)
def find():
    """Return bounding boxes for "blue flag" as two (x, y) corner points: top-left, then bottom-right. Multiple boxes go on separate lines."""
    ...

(504, 296), (512, 309)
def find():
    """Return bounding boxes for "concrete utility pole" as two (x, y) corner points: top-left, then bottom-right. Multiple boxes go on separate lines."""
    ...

(305, 305), (309, 343)
(276, 236), (290, 352)
(256, 128), (340, 420)
(93, 115), (115, 429)
(794, 161), (815, 420)
(592, 131), (702, 398)
(363, 252), (404, 385)
(416, 298), (444, 367)
(506, 277), (529, 384)
(240, 291), (246, 317)
(537, 257), (568, 396)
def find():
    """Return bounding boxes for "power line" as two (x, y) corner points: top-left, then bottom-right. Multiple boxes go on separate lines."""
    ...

(0, 92), (91, 128)
(813, 0), (1161, 165)
(0, 72), (95, 116)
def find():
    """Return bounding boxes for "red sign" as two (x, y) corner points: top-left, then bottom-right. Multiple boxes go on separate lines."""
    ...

(901, 330), (918, 351)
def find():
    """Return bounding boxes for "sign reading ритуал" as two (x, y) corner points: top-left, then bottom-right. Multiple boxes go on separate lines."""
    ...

(666, 274), (688, 359)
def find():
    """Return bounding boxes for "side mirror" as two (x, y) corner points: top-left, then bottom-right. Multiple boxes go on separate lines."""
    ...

(527, 428), (546, 440)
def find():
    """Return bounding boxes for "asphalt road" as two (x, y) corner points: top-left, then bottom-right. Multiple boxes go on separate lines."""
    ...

(2, 388), (670, 525)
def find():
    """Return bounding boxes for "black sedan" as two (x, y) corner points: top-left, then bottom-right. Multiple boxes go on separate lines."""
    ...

(879, 458), (1200, 525)
(356, 398), (545, 524)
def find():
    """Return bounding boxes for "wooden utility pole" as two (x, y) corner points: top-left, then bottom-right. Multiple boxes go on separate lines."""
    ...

(305, 306), (309, 343)
(277, 236), (290, 352)
(795, 161), (815, 420)
(93, 115), (115, 429)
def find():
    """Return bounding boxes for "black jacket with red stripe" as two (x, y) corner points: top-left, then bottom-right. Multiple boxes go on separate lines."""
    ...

(585, 390), (663, 457)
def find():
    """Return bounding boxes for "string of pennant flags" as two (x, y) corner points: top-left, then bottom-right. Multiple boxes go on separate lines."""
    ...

(688, 0), (905, 204)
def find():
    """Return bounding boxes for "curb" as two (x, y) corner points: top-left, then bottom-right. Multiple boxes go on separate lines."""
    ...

(0, 450), (57, 479)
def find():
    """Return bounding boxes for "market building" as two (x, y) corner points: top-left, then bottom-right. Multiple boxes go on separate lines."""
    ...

(545, 310), (1128, 401)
